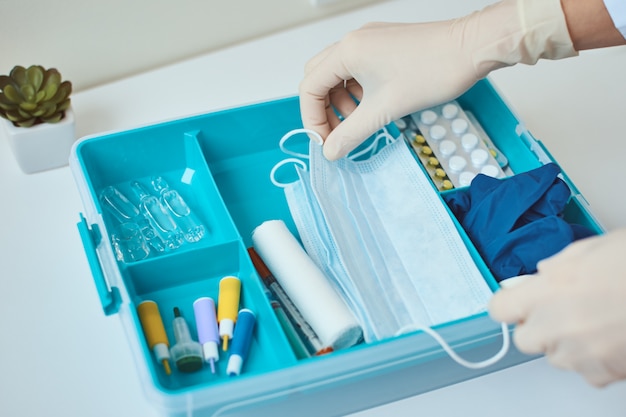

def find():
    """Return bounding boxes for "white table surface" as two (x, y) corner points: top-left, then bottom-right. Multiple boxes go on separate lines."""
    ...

(1, 0), (625, 416)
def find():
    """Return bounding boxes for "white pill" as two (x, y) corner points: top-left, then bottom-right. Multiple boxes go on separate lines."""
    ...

(429, 124), (447, 141)
(448, 155), (467, 172)
(459, 171), (477, 187)
(471, 148), (489, 166)
(395, 118), (407, 130)
(461, 133), (479, 151)
(439, 139), (456, 157)
(420, 110), (438, 125)
(442, 103), (459, 119)
(481, 164), (500, 178)
(451, 118), (469, 135)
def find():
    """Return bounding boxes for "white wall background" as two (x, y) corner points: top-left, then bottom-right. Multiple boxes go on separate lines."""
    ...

(0, 0), (384, 92)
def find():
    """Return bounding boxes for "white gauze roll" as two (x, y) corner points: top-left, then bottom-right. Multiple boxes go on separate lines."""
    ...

(252, 219), (362, 350)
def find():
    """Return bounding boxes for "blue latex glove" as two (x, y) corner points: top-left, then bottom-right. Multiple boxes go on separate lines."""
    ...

(444, 163), (596, 281)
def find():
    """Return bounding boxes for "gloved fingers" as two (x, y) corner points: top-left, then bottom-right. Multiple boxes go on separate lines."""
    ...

(488, 272), (565, 355)
(579, 363), (619, 388)
(328, 84), (359, 121)
(551, 345), (619, 387)
(511, 321), (547, 355)
(545, 327), (626, 388)
(325, 104), (343, 133)
(298, 88), (333, 143)
(322, 98), (388, 160)
(543, 338), (577, 370)
(582, 349), (626, 387)
(344, 78), (363, 102)
(488, 273), (543, 324)
(325, 79), (364, 132)
(509, 301), (581, 357)
(299, 44), (353, 142)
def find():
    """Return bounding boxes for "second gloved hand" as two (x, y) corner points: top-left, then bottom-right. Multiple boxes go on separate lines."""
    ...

(489, 228), (626, 387)
(299, 0), (577, 160)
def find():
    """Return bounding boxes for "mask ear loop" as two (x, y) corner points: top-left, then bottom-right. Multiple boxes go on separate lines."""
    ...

(348, 128), (398, 160)
(279, 128), (323, 158)
(270, 158), (308, 188)
(271, 128), (322, 188)
(396, 322), (510, 369)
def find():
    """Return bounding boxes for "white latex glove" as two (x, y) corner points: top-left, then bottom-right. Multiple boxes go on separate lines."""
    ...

(489, 228), (626, 387)
(299, 0), (577, 160)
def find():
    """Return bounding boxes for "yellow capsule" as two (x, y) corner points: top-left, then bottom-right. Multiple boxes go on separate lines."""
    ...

(490, 149), (498, 158)
(414, 134), (426, 145)
(428, 157), (440, 167)
(442, 180), (454, 190)
(434, 168), (447, 178)
(421, 146), (433, 156)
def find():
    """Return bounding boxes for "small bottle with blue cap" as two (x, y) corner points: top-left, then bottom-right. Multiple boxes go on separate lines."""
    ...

(227, 309), (256, 376)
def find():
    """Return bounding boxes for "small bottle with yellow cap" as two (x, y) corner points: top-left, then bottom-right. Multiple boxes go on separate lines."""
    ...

(137, 300), (172, 375)
(217, 276), (241, 351)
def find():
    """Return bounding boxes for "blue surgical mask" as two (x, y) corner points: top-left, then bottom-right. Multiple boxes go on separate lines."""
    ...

(272, 128), (509, 369)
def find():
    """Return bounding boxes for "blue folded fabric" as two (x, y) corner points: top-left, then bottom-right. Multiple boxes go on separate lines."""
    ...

(443, 163), (596, 282)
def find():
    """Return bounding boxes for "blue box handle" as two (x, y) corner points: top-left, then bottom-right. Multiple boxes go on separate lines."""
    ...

(77, 214), (122, 316)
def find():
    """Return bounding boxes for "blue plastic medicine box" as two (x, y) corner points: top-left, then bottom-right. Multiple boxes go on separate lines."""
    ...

(70, 78), (603, 417)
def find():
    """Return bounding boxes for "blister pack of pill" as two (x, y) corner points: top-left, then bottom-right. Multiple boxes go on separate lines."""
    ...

(404, 129), (456, 191)
(396, 100), (507, 190)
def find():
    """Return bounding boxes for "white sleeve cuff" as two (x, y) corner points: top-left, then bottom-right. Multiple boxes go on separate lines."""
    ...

(604, 0), (626, 39)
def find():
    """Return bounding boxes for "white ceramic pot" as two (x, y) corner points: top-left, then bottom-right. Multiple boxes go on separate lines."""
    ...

(2, 106), (76, 174)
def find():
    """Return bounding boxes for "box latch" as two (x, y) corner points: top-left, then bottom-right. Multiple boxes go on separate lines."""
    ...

(77, 214), (122, 316)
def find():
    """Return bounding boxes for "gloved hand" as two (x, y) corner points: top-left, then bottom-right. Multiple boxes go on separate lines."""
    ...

(489, 228), (626, 387)
(299, 0), (577, 160)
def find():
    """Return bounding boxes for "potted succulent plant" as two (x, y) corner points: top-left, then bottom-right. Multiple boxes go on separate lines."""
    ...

(0, 65), (75, 174)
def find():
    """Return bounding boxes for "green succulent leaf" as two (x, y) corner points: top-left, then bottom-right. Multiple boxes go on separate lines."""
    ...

(0, 94), (16, 110)
(42, 113), (63, 123)
(17, 119), (36, 127)
(3, 84), (22, 103)
(17, 107), (32, 119)
(32, 101), (54, 117)
(42, 69), (61, 100)
(19, 101), (37, 111)
(42, 103), (58, 118)
(35, 90), (46, 103)
(26, 65), (44, 91)
(10, 66), (27, 85)
(20, 84), (35, 102)
(42, 82), (59, 101)
(57, 98), (70, 112)
(50, 81), (72, 104)
(5, 109), (23, 122)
